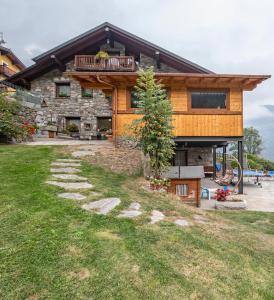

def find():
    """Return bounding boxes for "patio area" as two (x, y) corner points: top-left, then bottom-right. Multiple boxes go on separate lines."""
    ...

(200, 177), (274, 212)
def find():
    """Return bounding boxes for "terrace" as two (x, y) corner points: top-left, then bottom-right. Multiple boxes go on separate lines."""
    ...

(75, 55), (135, 72)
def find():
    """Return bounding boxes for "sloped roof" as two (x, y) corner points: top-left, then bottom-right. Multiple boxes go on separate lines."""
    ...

(0, 45), (25, 70)
(7, 22), (214, 85)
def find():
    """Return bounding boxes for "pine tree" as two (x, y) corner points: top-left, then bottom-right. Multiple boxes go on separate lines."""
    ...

(131, 67), (175, 178)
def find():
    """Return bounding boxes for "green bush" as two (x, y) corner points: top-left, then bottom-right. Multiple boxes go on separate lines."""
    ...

(0, 94), (29, 141)
(66, 123), (79, 133)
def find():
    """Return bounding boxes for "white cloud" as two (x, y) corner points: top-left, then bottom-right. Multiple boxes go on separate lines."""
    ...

(24, 43), (45, 56)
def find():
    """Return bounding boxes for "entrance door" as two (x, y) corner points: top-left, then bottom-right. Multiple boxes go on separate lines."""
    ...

(173, 150), (188, 166)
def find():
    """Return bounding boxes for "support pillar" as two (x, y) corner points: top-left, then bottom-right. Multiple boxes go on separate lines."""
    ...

(238, 140), (244, 194)
(213, 146), (217, 180)
(222, 145), (227, 177)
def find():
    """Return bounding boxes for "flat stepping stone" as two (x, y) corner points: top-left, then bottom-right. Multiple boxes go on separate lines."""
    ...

(58, 193), (86, 200)
(51, 162), (81, 167)
(52, 174), (87, 181)
(129, 202), (141, 210)
(118, 210), (142, 218)
(150, 210), (165, 224)
(72, 151), (95, 158)
(50, 168), (81, 173)
(46, 181), (93, 190)
(193, 214), (209, 224)
(174, 218), (189, 227)
(82, 198), (121, 215)
(56, 159), (81, 162)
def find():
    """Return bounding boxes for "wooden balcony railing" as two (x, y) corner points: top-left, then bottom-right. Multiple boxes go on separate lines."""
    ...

(75, 55), (135, 72)
(0, 65), (16, 77)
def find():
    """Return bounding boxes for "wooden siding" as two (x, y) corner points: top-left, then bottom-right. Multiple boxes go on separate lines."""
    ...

(115, 86), (244, 137)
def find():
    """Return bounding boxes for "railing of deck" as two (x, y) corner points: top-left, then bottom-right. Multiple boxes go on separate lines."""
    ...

(0, 65), (16, 77)
(75, 55), (135, 72)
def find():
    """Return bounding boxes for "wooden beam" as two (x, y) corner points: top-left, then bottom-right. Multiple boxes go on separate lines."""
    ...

(50, 55), (66, 72)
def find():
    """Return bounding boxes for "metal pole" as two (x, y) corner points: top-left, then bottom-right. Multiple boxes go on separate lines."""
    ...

(238, 140), (244, 194)
(213, 146), (217, 180)
(222, 145), (227, 177)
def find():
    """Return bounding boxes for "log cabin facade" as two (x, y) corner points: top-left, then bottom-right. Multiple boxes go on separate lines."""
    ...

(7, 22), (270, 193)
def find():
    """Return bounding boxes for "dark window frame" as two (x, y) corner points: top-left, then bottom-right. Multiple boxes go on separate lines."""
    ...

(188, 89), (229, 112)
(81, 87), (94, 98)
(56, 82), (70, 98)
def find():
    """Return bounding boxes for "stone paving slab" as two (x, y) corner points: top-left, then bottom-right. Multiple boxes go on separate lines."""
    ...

(129, 202), (141, 210)
(118, 210), (142, 218)
(82, 198), (121, 215)
(150, 210), (165, 224)
(50, 168), (81, 173)
(174, 219), (190, 227)
(46, 181), (93, 190)
(52, 174), (88, 181)
(56, 159), (81, 162)
(72, 151), (95, 158)
(58, 193), (87, 200)
(51, 162), (81, 167)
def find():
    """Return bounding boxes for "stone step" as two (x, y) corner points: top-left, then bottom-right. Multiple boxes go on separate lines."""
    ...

(58, 193), (87, 200)
(46, 181), (93, 190)
(174, 219), (189, 227)
(72, 151), (95, 158)
(150, 210), (165, 224)
(52, 174), (88, 181)
(56, 159), (81, 162)
(82, 198), (121, 215)
(51, 162), (81, 167)
(50, 167), (81, 173)
(118, 210), (142, 218)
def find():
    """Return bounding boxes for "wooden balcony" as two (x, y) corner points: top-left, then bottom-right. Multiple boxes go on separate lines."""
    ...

(75, 55), (135, 72)
(0, 65), (16, 78)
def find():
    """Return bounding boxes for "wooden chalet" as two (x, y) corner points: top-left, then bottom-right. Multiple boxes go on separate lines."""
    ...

(7, 22), (270, 196)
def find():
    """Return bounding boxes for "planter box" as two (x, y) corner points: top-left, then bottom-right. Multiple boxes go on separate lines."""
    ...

(215, 199), (247, 210)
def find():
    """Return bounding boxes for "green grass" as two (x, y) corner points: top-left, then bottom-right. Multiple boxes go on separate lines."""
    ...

(0, 145), (274, 300)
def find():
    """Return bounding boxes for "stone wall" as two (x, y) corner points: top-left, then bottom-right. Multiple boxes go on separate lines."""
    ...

(187, 147), (213, 166)
(139, 53), (179, 72)
(31, 68), (112, 139)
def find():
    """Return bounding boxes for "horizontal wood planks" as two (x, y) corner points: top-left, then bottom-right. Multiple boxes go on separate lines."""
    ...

(115, 85), (244, 137)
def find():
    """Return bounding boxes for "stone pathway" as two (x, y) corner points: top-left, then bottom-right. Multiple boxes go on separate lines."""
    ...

(46, 181), (93, 190)
(46, 158), (208, 227)
(150, 210), (165, 224)
(51, 162), (81, 167)
(52, 174), (87, 181)
(58, 193), (87, 200)
(174, 219), (190, 227)
(82, 198), (121, 215)
(50, 167), (81, 173)
(72, 151), (95, 158)
(118, 202), (142, 218)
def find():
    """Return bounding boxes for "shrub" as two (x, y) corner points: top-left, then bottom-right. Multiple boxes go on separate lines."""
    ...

(66, 123), (79, 133)
(0, 94), (35, 141)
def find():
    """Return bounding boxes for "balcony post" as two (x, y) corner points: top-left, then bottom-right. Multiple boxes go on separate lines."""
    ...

(222, 145), (227, 177)
(238, 140), (244, 194)
(213, 145), (217, 180)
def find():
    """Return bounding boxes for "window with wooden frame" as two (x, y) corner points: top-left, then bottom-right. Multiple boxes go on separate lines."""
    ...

(188, 90), (228, 111)
(81, 87), (93, 98)
(127, 88), (140, 109)
(56, 82), (70, 98)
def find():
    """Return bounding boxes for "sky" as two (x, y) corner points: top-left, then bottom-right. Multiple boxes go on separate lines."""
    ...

(1, 0), (274, 158)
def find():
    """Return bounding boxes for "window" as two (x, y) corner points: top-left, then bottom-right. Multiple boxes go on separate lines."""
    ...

(130, 89), (140, 108)
(176, 184), (188, 196)
(82, 87), (93, 98)
(56, 82), (70, 98)
(190, 91), (227, 109)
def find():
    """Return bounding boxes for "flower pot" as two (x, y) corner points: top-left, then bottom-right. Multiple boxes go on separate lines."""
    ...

(48, 131), (55, 138)
(106, 135), (113, 142)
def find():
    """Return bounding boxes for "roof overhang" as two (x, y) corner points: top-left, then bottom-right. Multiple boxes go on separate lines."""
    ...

(65, 71), (270, 91)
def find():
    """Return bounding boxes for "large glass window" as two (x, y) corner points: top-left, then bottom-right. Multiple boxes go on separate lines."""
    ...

(56, 82), (70, 98)
(130, 89), (140, 108)
(190, 91), (227, 109)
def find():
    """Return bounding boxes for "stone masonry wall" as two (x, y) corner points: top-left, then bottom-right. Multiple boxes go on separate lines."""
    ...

(31, 68), (112, 139)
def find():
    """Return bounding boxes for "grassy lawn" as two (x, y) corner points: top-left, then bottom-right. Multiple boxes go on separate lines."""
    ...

(0, 145), (274, 300)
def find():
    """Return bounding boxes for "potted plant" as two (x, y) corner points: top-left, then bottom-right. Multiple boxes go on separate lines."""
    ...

(105, 129), (113, 141)
(66, 123), (79, 138)
(45, 121), (57, 138)
(95, 51), (109, 60)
